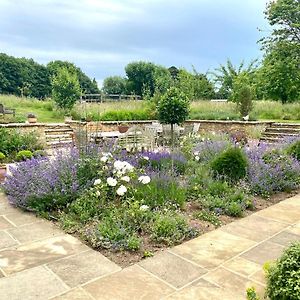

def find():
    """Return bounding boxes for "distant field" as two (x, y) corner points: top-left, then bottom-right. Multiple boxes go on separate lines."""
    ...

(0, 94), (300, 123)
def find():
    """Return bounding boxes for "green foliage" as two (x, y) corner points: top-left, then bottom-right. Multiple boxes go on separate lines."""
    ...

(258, 42), (300, 103)
(193, 210), (221, 227)
(157, 87), (190, 125)
(287, 140), (300, 161)
(0, 128), (43, 158)
(266, 242), (300, 300)
(47, 60), (99, 94)
(0, 53), (51, 98)
(211, 147), (248, 182)
(175, 68), (215, 100)
(0, 152), (5, 161)
(263, 0), (300, 46)
(33, 150), (47, 158)
(231, 72), (254, 117)
(51, 67), (81, 111)
(212, 59), (258, 99)
(151, 212), (193, 246)
(134, 177), (186, 209)
(102, 76), (127, 95)
(246, 287), (261, 300)
(16, 150), (33, 161)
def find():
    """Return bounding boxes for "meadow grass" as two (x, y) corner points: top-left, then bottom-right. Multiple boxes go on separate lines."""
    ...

(0, 94), (299, 123)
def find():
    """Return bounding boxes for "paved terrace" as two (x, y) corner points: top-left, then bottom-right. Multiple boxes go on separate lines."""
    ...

(0, 193), (299, 300)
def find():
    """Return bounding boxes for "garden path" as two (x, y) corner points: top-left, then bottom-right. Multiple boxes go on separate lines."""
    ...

(0, 192), (299, 299)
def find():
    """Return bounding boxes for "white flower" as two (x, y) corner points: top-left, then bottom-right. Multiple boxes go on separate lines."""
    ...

(195, 155), (200, 161)
(102, 166), (108, 170)
(116, 185), (127, 196)
(114, 160), (124, 170)
(194, 151), (199, 156)
(121, 176), (130, 182)
(94, 179), (102, 185)
(140, 205), (149, 211)
(138, 175), (151, 184)
(100, 156), (108, 163)
(102, 152), (112, 157)
(95, 191), (101, 196)
(143, 156), (149, 161)
(107, 177), (117, 187)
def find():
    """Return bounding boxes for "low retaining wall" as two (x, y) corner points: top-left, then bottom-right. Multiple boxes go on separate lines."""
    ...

(0, 120), (273, 144)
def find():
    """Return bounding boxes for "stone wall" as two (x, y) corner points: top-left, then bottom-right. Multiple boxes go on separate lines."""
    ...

(67, 120), (271, 138)
(0, 120), (273, 145)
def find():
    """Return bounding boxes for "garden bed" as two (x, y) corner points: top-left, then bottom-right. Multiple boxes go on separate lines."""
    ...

(2, 133), (300, 268)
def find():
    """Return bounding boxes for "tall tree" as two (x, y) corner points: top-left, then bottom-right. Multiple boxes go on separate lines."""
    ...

(102, 76), (127, 94)
(258, 0), (300, 102)
(51, 67), (81, 111)
(47, 60), (99, 94)
(212, 59), (258, 99)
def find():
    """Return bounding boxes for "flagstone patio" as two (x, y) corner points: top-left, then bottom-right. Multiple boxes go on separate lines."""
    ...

(0, 192), (299, 300)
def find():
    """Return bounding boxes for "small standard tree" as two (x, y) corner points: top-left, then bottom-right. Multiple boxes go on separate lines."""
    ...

(157, 87), (190, 148)
(52, 67), (81, 112)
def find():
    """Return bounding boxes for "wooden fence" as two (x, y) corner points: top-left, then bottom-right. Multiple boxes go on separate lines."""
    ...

(80, 94), (142, 103)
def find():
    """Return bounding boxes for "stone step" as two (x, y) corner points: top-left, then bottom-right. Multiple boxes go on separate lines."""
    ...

(46, 140), (74, 147)
(266, 127), (300, 133)
(260, 136), (283, 143)
(45, 128), (73, 133)
(271, 123), (300, 128)
(46, 134), (73, 140)
(262, 132), (299, 138)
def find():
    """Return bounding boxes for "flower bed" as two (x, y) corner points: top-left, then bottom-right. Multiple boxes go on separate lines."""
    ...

(2, 134), (300, 266)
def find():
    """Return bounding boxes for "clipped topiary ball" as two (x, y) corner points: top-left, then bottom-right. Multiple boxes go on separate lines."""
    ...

(16, 150), (33, 161)
(266, 242), (300, 300)
(211, 147), (248, 182)
(287, 140), (300, 161)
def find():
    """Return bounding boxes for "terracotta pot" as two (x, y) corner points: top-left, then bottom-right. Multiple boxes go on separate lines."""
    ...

(28, 117), (37, 124)
(0, 165), (7, 183)
(118, 125), (129, 133)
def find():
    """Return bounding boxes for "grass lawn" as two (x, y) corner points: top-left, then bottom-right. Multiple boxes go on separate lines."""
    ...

(1, 94), (300, 123)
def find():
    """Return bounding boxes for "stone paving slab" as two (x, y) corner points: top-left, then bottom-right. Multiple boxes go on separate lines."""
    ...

(47, 249), (121, 288)
(0, 235), (89, 275)
(0, 266), (68, 300)
(0, 192), (299, 299)
(83, 265), (175, 300)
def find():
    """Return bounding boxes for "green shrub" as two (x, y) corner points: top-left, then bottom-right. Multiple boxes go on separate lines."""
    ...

(0, 128), (43, 157)
(33, 150), (47, 158)
(266, 242), (300, 300)
(193, 210), (221, 227)
(16, 150), (33, 161)
(0, 152), (5, 162)
(135, 177), (186, 209)
(211, 147), (248, 182)
(287, 140), (300, 161)
(151, 212), (194, 246)
(246, 287), (260, 300)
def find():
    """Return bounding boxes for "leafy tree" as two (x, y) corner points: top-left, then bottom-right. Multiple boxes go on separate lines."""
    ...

(212, 59), (258, 99)
(102, 76), (127, 95)
(125, 61), (169, 97)
(153, 67), (173, 95)
(262, 0), (300, 46)
(258, 42), (300, 102)
(157, 87), (190, 147)
(47, 60), (99, 94)
(51, 67), (81, 111)
(168, 66), (179, 80)
(175, 69), (215, 100)
(258, 0), (300, 103)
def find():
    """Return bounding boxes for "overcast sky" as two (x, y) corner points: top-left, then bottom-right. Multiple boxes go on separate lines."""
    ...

(0, 0), (269, 86)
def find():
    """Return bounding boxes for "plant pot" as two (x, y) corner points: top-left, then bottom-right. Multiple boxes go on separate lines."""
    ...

(0, 165), (7, 183)
(28, 117), (37, 124)
(118, 125), (129, 133)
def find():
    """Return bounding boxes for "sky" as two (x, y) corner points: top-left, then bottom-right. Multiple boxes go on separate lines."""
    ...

(0, 0), (270, 87)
